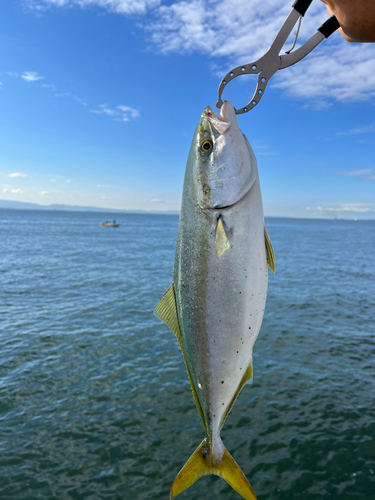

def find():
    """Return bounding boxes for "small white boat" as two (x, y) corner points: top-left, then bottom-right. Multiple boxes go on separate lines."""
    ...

(99, 220), (120, 228)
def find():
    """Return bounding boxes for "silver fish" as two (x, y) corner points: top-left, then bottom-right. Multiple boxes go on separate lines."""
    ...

(155, 100), (275, 500)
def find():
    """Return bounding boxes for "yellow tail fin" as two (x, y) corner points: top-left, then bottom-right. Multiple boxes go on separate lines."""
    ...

(170, 439), (256, 500)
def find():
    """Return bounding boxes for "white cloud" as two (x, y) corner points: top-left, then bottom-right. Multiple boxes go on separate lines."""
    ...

(336, 168), (374, 177)
(67, 179), (71, 183)
(21, 71), (44, 82)
(273, 44), (375, 107)
(8, 172), (27, 178)
(41, 83), (57, 91)
(90, 104), (140, 121)
(117, 105), (140, 119)
(336, 168), (375, 182)
(319, 206), (369, 213)
(27, 0), (160, 15)
(150, 198), (164, 202)
(39, 191), (49, 195)
(337, 123), (375, 136)
(145, 0), (375, 106)
(3, 188), (24, 194)
(23, 0), (375, 106)
(307, 203), (374, 214)
(55, 92), (87, 105)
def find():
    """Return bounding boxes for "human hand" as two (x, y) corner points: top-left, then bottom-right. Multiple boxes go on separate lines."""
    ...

(320, 0), (375, 42)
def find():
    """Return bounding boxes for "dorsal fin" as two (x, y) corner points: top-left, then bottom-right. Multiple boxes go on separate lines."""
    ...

(264, 226), (276, 274)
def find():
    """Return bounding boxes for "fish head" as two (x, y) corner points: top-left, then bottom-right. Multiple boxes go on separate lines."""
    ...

(194, 100), (257, 209)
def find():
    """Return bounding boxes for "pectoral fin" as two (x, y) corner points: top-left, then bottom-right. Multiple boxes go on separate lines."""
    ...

(154, 284), (205, 428)
(215, 218), (230, 256)
(264, 227), (276, 274)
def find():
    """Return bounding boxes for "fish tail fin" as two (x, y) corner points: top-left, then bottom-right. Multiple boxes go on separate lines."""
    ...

(170, 439), (257, 500)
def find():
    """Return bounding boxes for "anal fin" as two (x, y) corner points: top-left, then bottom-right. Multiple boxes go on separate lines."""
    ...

(220, 364), (253, 428)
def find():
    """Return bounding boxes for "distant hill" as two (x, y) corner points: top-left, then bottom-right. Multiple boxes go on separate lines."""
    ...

(0, 199), (179, 215)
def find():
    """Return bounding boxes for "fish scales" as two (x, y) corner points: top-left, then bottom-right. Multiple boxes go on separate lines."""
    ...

(155, 101), (275, 500)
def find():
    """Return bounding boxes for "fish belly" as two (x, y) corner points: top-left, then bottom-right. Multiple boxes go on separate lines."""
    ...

(174, 179), (268, 440)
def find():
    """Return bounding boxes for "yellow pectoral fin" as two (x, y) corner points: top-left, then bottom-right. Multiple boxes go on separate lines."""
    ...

(264, 226), (276, 274)
(215, 218), (230, 256)
(170, 439), (257, 500)
(154, 283), (205, 428)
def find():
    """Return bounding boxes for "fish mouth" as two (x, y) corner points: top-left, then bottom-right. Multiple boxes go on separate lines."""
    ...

(203, 105), (231, 135)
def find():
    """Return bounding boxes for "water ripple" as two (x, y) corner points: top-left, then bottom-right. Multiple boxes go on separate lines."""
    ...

(0, 211), (374, 499)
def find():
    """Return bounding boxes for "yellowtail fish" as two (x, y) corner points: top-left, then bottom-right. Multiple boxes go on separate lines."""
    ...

(155, 100), (275, 500)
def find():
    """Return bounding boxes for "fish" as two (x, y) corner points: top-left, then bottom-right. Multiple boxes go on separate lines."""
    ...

(154, 100), (275, 500)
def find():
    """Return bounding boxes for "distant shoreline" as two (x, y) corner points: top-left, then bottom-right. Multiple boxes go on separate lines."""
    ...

(0, 207), (180, 215)
(0, 202), (374, 221)
(0, 199), (179, 215)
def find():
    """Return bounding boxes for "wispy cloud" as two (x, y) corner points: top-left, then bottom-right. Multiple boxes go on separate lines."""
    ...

(41, 83), (57, 91)
(336, 123), (375, 136)
(39, 191), (49, 195)
(336, 169), (374, 177)
(252, 144), (278, 156)
(8, 172), (27, 178)
(27, 0), (160, 15)
(21, 71), (44, 82)
(55, 92), (87, 105)
(150, 198), (165, 203)
(23, 0), (375, 106)
(306, 203), (374, 214)
(3, 188), (24, 194)
(97, 184), (111, 187)
(336, 168), (375, 182)
(272, 44), (375, 107)
(90, 104), (140, 121)
(145, 0), (375, 106)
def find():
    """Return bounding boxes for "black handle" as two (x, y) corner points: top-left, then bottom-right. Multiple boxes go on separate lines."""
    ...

(318, 15), (340, 38)
(292, 0), (313, 16)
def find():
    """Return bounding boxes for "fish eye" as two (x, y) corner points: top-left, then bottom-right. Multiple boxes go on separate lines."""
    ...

(200, 140), (213, 154)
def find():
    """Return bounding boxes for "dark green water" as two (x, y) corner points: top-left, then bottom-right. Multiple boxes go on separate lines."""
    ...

(0, 210), (374, 500)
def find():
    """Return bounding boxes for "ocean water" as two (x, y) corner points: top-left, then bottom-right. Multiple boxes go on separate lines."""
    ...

(0, 209), (374, 500)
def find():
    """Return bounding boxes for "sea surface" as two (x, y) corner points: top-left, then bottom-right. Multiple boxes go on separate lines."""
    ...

(0, 210), (374, 500)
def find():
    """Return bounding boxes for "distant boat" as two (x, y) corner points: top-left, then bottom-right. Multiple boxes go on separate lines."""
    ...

(99, 220), (120, 228)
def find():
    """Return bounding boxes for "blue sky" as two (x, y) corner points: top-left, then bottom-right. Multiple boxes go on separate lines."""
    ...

(0, 0), (374, 218)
